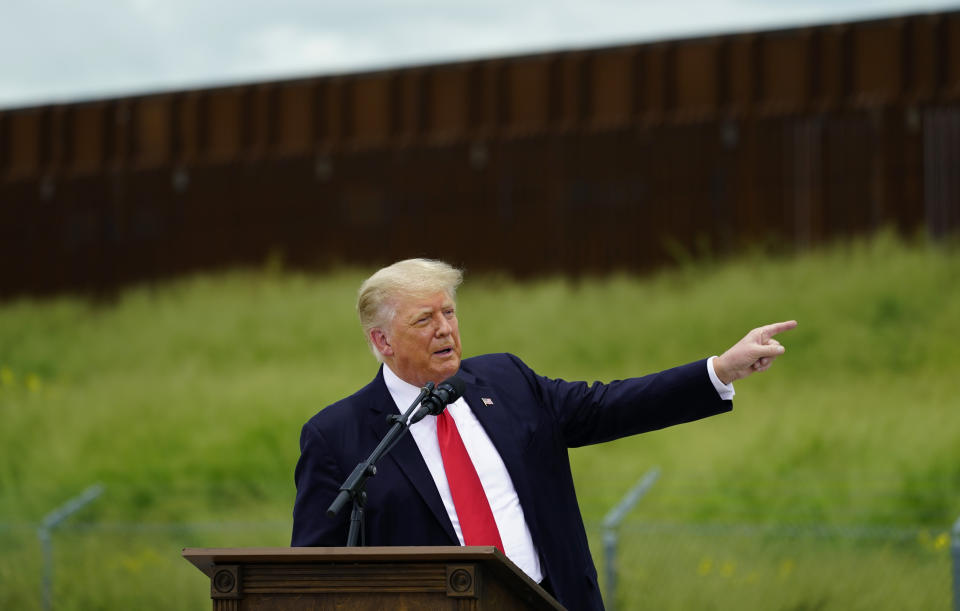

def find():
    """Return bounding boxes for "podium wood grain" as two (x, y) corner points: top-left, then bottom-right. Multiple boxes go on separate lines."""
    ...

(183, 546), (565, 610)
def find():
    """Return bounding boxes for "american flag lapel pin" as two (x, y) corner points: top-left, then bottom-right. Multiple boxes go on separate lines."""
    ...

(481, 397), (494, 406)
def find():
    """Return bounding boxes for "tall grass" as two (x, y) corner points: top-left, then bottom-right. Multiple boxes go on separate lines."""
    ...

(1, 231), (958, 609)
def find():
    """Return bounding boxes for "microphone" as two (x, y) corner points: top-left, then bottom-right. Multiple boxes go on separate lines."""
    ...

(409, 375), (466, 424)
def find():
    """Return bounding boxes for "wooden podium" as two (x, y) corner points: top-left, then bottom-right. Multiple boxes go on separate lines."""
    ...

(183, 546), (565, 610)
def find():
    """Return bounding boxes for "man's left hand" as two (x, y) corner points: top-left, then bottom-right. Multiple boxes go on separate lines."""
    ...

(713, 320), (798, 385)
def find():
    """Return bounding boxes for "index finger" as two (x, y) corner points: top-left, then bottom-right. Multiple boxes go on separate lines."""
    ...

(760, 320), (798, 342)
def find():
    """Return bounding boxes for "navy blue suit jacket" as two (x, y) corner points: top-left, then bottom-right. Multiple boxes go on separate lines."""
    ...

(292, 353), (731, 610)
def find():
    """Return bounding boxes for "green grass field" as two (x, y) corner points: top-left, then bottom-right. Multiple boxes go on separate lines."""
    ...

(1, 230), (959, 609)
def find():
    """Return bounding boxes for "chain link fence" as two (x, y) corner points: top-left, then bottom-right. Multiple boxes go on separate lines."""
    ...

(1, 475), (957, 611)
(0, 519), (292, 610)
(595, 519), (954, 611)
(1, 516), (955, 610)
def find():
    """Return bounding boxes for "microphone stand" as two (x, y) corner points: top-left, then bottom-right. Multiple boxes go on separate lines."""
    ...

(326, 382), (435, 547)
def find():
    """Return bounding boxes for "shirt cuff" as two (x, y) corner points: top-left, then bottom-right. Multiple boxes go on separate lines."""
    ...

(707, 356), (735, 401)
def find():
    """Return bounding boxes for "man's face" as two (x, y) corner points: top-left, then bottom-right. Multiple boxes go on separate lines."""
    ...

(374, 291), (462, 387)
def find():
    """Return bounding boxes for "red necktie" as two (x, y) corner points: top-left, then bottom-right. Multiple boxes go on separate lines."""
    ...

(436, 410), (505, 552)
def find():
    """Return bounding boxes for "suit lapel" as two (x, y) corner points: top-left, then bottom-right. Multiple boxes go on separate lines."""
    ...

(364, 370), (459, 545)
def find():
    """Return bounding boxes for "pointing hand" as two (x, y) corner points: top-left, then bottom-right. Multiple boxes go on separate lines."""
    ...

(713, 320), (798, 384)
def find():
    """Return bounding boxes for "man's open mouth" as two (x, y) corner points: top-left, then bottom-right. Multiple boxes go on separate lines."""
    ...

(434, 348), (453, 356)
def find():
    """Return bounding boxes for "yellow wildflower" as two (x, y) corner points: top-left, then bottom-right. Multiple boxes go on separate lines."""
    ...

(934, 533), (949, 551)
(720, 561), (736, 578)
(779, 559), (795, 579)
(697, 557), (713, 576)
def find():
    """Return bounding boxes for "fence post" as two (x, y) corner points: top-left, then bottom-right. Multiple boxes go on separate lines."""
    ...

(601, 467), (660, 611)
(37, 483), (104, 611)
(952, 514), (960, 611)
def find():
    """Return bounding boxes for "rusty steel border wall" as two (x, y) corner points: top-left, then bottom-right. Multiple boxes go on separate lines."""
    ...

(2, 11), (960, 297)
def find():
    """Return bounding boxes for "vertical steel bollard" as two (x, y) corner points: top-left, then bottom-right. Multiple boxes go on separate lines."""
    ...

(37, 484), (104, 611)
(38, 527), (53, 611)
(601, 467), (660, 611)
(603, 528), (619, 610)
(952, 514), (960, 611)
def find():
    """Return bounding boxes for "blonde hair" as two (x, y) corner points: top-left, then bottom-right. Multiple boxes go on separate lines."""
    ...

(357, 258), (463, 361)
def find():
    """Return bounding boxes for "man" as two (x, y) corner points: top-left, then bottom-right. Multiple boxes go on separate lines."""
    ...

(292, 258), (795, 610)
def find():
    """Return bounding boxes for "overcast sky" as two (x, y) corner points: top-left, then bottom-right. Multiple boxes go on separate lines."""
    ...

(2, 0), (957, 109)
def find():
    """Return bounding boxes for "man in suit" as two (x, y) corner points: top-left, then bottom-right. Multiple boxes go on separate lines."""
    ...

(292, 258), (795, 610)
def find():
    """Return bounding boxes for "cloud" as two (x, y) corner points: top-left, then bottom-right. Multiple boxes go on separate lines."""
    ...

(2, 0), (958, 108)
(239, 25), (381, 75)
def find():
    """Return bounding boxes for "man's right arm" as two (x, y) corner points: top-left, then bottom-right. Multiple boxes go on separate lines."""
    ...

(291, 420), (349, 546)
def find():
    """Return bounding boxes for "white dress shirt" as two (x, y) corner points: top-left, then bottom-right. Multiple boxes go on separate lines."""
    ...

(381, 358), (733, 582)
(383, 364), (543, 581)
(707, 355), (735, 400)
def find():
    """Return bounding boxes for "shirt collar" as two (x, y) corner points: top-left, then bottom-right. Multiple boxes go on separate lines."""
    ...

(382, 363), (425, 415)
